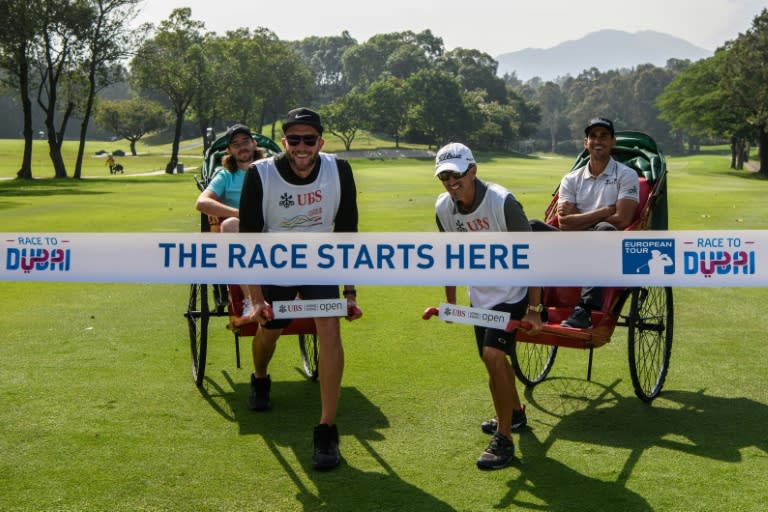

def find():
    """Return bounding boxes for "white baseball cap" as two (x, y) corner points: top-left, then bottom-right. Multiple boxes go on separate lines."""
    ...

(434, 142), (475, 176)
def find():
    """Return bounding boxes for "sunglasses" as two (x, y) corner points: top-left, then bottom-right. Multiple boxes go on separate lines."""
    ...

(437, 169), (469, 181)
(285, 134), (319, 146)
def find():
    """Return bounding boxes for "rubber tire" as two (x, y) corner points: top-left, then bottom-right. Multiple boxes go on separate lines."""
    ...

(511, 341), (558, 387)
(628, 286), (673, 402)
(187, 283), (209, 387)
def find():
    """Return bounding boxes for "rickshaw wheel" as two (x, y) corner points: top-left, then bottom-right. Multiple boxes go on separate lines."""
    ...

(628, 286), (673, 402)
(511, 341), (558, 387)
(299, 334), (319, 381)
(187, 283), (209, 386)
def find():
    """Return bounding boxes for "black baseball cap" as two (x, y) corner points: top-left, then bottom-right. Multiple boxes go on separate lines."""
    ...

(225, 124), (252, 145)
(282, 107), (323, 135)
(584, 117), (615, 137)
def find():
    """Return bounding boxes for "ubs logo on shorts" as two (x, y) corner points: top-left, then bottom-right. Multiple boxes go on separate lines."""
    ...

(622, 239), (675, 275)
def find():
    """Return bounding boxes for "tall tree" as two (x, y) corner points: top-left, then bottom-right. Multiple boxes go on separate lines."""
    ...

(342, 30), (444, 91)
(629, 64), (676, 149)
(292, 32), (356, 104)
(130, 8), (206, 173)
(722, 8), (768, 175)
(34, 0), (92, 178)
(385, 44), (429, 80)
(364, 76), (411, 148)
(187, 31), (227, 154)
(259, 40), (314, 141)
(657, 52), (741, 155)
(320, 92), (367, 150)
(507, 86), (542, 142)
(440, 48), (507, 104)
(561, 68), (617, 136)
(538, 82), (565, 152)
(406, 69), (468, 147)
(561, 64), (682, 151)
(72, 0), (141, 178)
(215, 28), (275, 131)
(467, 92), (520, 150)
(0, 0), (39, 178)
(94, 98), (169, 155)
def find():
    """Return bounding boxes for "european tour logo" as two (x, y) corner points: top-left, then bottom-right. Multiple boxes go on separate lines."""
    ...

(622, 239), (675, 275)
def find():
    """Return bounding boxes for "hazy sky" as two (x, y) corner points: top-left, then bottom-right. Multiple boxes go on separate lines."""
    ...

(134, 0), (766, 56)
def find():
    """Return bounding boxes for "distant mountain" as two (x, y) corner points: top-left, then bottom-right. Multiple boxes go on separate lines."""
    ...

(496, 29), (712, 81)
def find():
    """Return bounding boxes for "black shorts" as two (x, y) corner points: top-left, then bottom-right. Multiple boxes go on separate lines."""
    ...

(473, 298), (528, 357)
(262, 285), (340, 329)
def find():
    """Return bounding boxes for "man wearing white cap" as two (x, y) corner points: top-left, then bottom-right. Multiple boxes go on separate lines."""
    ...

(434, 142), (543, 470)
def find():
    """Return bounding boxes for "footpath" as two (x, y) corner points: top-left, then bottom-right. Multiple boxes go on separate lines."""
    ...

(745, 160), (760, 173)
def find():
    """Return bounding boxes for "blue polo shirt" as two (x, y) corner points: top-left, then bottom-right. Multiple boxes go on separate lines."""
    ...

(206, 168), (246, 209)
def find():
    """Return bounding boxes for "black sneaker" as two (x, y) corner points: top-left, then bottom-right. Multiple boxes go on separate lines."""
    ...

(312, 424), (341, 470)
(476, 432), (515, 470)
(561, 305), (593, 328)
(481, 406), (527, 434)
(248, 374), (272, 411)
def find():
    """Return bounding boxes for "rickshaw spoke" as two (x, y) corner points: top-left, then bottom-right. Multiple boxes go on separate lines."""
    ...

(628, 287), (673, 401)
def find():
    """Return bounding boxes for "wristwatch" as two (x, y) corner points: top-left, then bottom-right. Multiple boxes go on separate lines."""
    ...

(527, 304), (544, 313)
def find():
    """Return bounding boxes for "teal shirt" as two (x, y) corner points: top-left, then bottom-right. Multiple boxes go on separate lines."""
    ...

(207, 168), (246, 209)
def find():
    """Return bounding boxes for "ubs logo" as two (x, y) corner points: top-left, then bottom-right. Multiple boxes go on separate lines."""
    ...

(466, 217), (490, 231)
(297, 190), (322, 206)
(279, 193), (295, 208)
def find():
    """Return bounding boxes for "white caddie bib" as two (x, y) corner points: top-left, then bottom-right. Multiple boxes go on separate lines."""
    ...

(256, 153), (341, 233)
(436, 183), (528, 308)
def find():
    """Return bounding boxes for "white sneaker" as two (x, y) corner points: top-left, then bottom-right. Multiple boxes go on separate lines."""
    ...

(241, 297), (255, 318)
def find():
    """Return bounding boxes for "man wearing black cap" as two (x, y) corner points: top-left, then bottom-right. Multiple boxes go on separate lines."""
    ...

(533, 117), (640, 328)
(195, 124), (265, 315)
(196, 124), (260, 225)
(238, 107), (362, 470)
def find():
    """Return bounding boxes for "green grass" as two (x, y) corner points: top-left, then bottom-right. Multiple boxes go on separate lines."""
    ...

(0, 132), (432, 180)
(0, 139), (180, 179)
(665, 152), (767, 229)
(1, 147), (767, 511)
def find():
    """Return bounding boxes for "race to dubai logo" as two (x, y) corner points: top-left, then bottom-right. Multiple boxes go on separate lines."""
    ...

(3, 236), (72, 274)
(682, 236), (756, 278)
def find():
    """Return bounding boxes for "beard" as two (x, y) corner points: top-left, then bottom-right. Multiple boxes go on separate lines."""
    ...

(287, 151), (319, 175)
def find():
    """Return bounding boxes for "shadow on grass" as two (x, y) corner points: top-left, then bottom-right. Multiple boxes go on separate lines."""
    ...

(509, 377), (768, 510)
(723, 169), (768, 181)
(501, 429), (652, 511)
(198, 371), (456, 512)
(0, 174), (188, 188)
(696, 147), (731, 156)
(0, 181), (108, 198)
(544, 385), (768, 463)
(0, 176), (193, 209)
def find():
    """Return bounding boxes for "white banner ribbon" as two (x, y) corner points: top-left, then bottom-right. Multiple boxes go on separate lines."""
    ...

(1, 231), (766, 287)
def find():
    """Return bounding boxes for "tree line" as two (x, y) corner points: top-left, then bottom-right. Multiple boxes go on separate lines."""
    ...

(1, 2), (766, 178)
